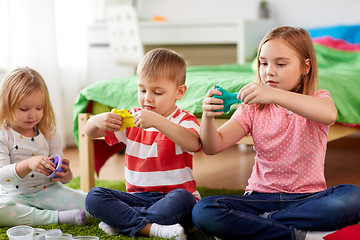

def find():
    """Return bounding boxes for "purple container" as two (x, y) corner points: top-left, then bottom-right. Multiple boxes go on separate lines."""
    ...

(48, 155), (65, 178)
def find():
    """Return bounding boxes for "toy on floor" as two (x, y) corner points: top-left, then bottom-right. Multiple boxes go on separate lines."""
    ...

(212, 85), (241, 112)
(111, 108), (136, 131)
(48, 154), (66, 178)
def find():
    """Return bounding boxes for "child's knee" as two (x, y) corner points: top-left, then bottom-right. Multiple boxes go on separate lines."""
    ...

(192, 199), (215, 232)
(341, 184), (360, 210)
(85, 187), (105, 211)
(168, 189), (196, 208)
(333, 184), (360, 207)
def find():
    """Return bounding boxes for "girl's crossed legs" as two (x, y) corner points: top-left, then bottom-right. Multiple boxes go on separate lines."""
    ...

(192, 184), (360, 240)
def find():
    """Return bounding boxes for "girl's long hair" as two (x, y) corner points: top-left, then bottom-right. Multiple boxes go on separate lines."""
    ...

(255, 26), (318, 109)
(0, 67), (56, 140)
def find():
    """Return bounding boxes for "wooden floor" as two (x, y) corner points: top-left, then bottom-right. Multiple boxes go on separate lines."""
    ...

(65, 135), (360, 190)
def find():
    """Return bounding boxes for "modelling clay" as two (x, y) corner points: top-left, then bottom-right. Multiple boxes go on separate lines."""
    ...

(111, 108), (136, 131)
(212, 85), (241, 112)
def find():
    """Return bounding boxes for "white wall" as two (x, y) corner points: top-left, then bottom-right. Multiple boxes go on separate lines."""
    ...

(268, 0), (360, 28)
(135, 0), (360, 28)
(136, 0), (259, 22)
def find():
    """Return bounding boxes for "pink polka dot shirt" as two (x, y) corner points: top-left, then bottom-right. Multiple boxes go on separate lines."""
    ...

(232, 90), (333, 193)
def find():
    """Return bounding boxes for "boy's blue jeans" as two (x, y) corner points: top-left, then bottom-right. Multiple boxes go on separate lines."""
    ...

(85, 187), (196, 237)
(192, 184), (360, 240)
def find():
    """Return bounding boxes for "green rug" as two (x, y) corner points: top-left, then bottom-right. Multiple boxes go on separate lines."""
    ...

(0, 177), (244, 239)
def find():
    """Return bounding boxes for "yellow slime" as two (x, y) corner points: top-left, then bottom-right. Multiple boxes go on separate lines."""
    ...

(111, 108), (136, 131)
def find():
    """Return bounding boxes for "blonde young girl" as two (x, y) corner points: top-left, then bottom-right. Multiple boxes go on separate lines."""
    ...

(192, 26), (360, 240)
(0, 67), (89, 226)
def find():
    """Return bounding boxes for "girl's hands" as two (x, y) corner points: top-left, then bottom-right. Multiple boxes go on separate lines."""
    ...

(26, 156), (72, 183)
(51, 158), (73, 184)
(27, 156), (55, 176)
(238, 82), (275, 105)
(202, 88), (227, 118)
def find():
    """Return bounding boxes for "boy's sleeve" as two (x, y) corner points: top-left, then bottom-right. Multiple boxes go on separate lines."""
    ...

(178, 112), (200, 135)
(178, 112), (201, 152)
(104, 131), (119, 146)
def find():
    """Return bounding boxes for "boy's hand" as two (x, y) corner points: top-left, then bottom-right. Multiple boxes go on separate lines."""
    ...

(51, 158), (73, 184)
(133, 110), (161, 129)
(95, 112), (123, 132)
(202, 88), (226, 117)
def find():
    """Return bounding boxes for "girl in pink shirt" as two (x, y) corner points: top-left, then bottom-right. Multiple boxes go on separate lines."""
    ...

(192, 26), (360, 240)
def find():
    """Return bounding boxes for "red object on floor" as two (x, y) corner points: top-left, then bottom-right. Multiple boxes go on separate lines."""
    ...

(323, 224), (360, 240)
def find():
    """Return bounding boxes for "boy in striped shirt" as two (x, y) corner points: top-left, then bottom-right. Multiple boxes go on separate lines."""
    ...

(84, 48), (201, 240)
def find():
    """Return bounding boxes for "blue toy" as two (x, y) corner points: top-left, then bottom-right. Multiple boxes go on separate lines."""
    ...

(212, 85), (241, 112)
(48, 154), (66, 178)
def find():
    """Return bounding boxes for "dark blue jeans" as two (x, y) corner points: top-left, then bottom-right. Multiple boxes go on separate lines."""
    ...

(192, 184), (360, 240)
(85, 187), (196, 237)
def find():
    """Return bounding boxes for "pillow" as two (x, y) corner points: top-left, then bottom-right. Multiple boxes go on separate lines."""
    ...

(323, 224), (360, 240)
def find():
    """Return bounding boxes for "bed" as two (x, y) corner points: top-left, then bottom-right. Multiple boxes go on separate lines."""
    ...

(73, 24), (360, 192)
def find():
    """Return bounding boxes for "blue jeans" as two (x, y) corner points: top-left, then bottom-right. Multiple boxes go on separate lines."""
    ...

(192, 184), (360, 240)
(85, 187), (196, 237)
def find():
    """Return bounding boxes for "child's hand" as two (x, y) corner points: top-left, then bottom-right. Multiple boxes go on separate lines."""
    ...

(238, 82), (275, 105)
(27, 156), (55, 176)
(95, 112), (123, 132)
(51, 158), (73, 184)
(202, 88), (226, 117)
(133, 110), (161, 129)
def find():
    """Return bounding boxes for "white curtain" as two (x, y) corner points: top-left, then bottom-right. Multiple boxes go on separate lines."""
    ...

(0, 0), (99, 147)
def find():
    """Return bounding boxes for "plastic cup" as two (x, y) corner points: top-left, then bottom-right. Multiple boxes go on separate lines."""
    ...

(46, 233), (72, 240)
(72, 237), (99, 240)
(6, 225), (34, 240)
(48, 154), (65, 178)
(35, 229), (62, 240)
(33, 228), (46, 240)
(41, 229), (62, 239)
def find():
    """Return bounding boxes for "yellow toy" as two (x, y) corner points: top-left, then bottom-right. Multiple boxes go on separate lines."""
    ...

(111, 108), (136, 131)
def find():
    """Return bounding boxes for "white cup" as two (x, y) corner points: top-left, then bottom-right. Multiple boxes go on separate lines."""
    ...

(6, 225), (34, 240)
(34, 229), (62, 240)
(33, 228), (46, 240)
(72, 236), (99, 240)
(46, 233), (72, 240)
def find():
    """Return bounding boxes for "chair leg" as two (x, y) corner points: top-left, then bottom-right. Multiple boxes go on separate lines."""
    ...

(78, 113), (95, 192)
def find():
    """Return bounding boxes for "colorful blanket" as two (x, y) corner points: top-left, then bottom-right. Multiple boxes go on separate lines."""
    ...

(73, 24), (360, 174)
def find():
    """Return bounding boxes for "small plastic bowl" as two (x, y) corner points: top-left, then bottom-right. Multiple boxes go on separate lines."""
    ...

(72, 236), (99, 240)
(35, 229), (62, 240)
(45, 233), (72, 240)
(33, 228), (46, 239)
(48, 154), (65, 178)
(6, 225), (34, 240)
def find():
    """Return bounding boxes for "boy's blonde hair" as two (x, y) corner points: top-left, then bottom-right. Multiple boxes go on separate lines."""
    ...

(0, 67), (56, 140)
(136, 48), (186, 86)
(255, 26), (318, 109)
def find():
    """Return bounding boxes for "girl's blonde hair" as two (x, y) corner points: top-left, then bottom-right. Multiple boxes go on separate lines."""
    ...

(255, 26), (318, 108)
(136, 48), (186, 86)
(0, 67), (56, 140)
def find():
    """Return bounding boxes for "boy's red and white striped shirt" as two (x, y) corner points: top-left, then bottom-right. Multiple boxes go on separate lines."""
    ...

(105, 105), (201, 200)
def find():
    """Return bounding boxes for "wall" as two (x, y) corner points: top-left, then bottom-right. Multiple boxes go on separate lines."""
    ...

(135, 0), (360, 28)
(268, 0), (360, 28)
